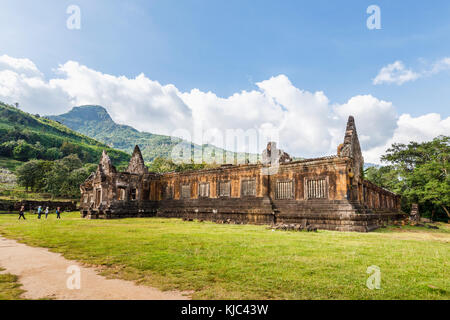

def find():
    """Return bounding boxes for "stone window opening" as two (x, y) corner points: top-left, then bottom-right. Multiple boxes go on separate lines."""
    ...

(181, 184), (191, 199)
(95, 189), (102, 207)
(276, 180), (294, 200)
(241, 179), (256, 197)
(218, 181), (231, 198)
(305, 177), (328, 199)
(165, 185), (174, 200)
(198, 182), (210, 198)
(117, 188), (126, 201)
(130, 188), (137, 201)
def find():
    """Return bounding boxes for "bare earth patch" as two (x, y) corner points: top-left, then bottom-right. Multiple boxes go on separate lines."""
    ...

(0, 236), (190, 300)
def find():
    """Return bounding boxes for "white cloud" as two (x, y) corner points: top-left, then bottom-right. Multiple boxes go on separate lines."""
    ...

(430, 57), (450, 75)
(334, 95), (397, 149)
(0, 69), (73, 115)
(0, 54), (448, 163)
(0, 55), (42, 77)
(373, 57), (450, 86)
(364, 113), (450, 163)
(51, 61), (192, 136)
(373, 61), (420, 85)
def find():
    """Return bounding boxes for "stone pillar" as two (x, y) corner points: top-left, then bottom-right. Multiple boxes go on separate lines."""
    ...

(410, 203), (420, 222)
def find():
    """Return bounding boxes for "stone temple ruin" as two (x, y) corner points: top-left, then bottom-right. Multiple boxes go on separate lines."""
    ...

(80, 116), (404, 232)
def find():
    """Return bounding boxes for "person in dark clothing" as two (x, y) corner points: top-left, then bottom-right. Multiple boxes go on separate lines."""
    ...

(56, 207), (61, 219)
(18, 206), (26, 220)
(37, 206), (42, 219)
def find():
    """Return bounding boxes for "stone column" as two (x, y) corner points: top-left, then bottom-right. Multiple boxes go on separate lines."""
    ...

(410, 203), (420, 222)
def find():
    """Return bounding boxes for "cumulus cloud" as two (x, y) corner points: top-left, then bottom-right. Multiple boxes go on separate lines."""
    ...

(429, 57), (450, 75)
(51, 61), (192, 136)
(373, 61), (420, 85)
(0, 54), (448, 163)
(373, 57), (450, 85)
(364, 113), (450, 163)
(0, 55), (42, 77)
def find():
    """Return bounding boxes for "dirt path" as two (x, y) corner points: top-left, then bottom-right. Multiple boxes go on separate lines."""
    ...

(0, 236), (190, 300)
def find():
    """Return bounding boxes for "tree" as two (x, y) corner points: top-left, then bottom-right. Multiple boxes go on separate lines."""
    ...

(364, 165), (404, 194)
(59, 153), (83, 171)
(45, 147), (63, 160)
(16, 160), (52, 192)
(147, 157), (180, 173)
(380, 136), (449, 220)
(0, 141), (17, 157)
(60, 141), (81, 157)
(12, 140), (38, 161)
(44, 154), (91, 198)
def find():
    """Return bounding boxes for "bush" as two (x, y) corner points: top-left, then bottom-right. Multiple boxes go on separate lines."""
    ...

(13, 140), (38, 161)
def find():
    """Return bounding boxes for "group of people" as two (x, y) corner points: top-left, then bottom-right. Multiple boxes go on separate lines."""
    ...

(18, 206), (62, 220)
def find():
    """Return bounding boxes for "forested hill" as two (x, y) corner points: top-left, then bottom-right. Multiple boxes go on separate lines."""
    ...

(47, 105), (177, 161)
(0, 102), (130, 166)
(48, 105), (255, 163)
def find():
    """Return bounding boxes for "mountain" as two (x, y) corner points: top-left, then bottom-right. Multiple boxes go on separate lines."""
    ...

(48, 105), (257, 164)
(0, 102), (130, 168)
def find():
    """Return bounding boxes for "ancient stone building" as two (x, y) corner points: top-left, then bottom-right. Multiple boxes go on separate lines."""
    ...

(80, 116), (404, 232)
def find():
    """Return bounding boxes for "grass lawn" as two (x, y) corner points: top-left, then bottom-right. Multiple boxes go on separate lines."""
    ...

(0, 212), (448, 300)
(0, 268), (25, 300)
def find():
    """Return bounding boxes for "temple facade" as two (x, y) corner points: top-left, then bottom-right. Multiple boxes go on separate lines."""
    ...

(80, 116), (404, 232)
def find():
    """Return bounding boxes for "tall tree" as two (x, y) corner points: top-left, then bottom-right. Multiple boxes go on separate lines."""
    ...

(381, 136), (449, 218)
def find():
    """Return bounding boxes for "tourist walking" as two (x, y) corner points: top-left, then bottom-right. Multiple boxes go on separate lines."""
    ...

(45, 207), (49, 219)
(37, 206), (42, 219)
(56, 207), (61, 219)
(18, 206), (26, 220)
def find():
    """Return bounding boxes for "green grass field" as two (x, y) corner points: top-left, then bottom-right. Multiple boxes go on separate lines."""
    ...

(0, 212), (448, 300)
(0, 268), (25, 300)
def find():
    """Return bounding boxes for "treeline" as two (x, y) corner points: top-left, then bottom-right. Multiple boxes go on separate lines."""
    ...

(1, 138), (96, 162)
(365, 135), (449, 221)
(0, 102), (130, 165)
(146, 156), (219, 173)
(16, 154), (97, 199)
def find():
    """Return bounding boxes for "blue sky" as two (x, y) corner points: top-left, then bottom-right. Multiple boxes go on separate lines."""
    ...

(1, 0), (449, 116)
(0, 0), (449, 162)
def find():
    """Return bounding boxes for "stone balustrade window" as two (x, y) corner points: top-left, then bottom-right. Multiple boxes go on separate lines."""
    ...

(199, 183), (210, 198)
(276, 180), (294, 200)
(181, 184), (191, 199)
(305, 178), (328, 199)
(241, 179), (256, 197)
(218, 181), (231, 197)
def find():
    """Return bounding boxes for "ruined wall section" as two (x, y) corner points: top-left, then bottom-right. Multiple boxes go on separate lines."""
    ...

(363, 180), (401, 212)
